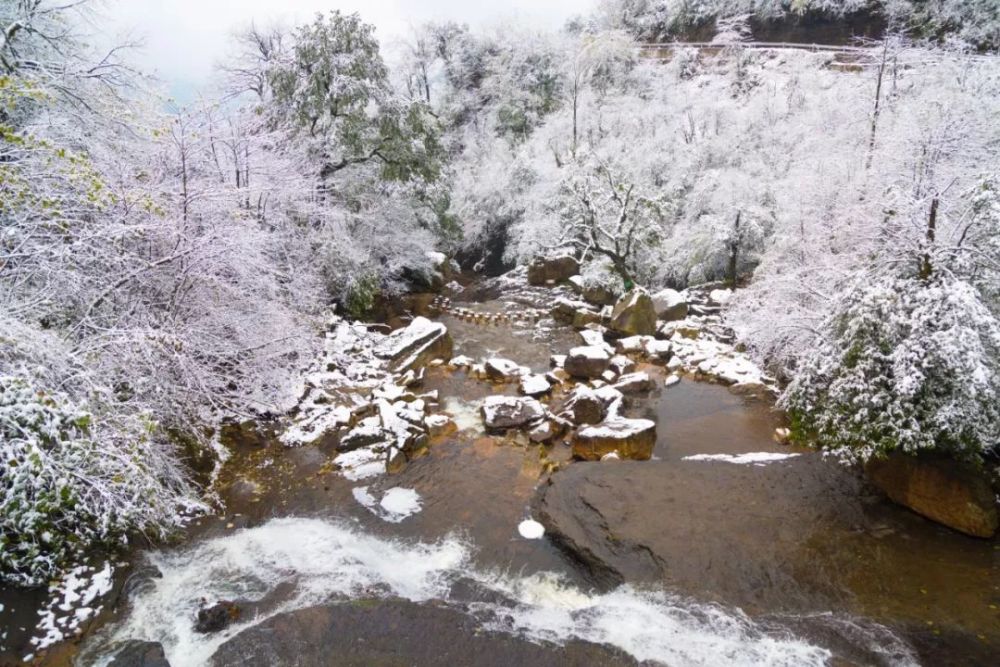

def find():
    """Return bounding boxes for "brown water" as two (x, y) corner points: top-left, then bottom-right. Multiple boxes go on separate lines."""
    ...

(3, 289), (998, 666)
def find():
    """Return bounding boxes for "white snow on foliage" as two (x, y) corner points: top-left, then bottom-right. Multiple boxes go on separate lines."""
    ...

(779, 274), (1000, 462)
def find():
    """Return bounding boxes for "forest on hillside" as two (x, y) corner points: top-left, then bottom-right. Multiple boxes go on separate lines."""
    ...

(2, 0), (999, 613)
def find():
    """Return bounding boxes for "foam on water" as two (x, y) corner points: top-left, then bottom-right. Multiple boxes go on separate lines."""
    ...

(683, 452), (800, 466)
(442, 396), (483, 432)
(472, 572), (830, 667)
(87, 518), (464, 666)
(86, 517), (833, 667)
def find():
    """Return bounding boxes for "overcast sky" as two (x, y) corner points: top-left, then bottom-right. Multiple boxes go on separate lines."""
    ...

(107, 0), (588, 101)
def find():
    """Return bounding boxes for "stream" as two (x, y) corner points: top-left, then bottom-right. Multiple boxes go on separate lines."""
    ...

(3, 277), (999, 667)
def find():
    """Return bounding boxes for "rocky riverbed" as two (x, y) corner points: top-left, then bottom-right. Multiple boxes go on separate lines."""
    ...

(3, 270), (999, 667)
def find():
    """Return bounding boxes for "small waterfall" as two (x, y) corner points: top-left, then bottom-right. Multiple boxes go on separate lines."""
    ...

(84, 517), (832, 667)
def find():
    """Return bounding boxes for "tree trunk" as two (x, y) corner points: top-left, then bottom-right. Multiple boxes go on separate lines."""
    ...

(865, 38), (890, 172)
(180, 145), (189, 224)
(728, 210), (741, 289)
(609, 256), (633, 288)
(919, 197), (939, 280)
(572, 83), (578, 158)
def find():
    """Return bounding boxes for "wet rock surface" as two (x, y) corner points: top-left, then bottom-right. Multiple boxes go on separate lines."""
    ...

(107, 641), (171, 667)
(534, 450), (1000, 663)
(535, 457), (865, 595)
(209, 599), (634, 667)
(866, 453), (999, 538)
(194, 601), (242, 634)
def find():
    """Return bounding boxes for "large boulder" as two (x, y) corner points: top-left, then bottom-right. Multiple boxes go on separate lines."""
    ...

(480, 396), (545, 431)
(209, 600), (634, 667)
(865, 453), (999, 538)
(613, 372), (653, 395)
(608, 289), (657, 337)
(374, 317), (453, 373)
(651, 289), (689, 322)
(572, 416), (656, 461)
(572, 308), (603, 329)
(533, 455), (864, 595)
(550, 297), (592, 325)
(566, 386), (606, 425)
(564, 345), (611, 379)
(108, 641), (171, 667)
(519, 374), (552, 397)
(423, 251), (452, 291)
(533, 452), (999, 661)
(527, 254), (579, 286)
(195, 601), (242, 634)
(485, 358), (523, 383)
(581, 283), (618, 307)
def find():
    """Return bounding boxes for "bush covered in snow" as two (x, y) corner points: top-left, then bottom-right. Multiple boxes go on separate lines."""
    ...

(0, 376), (195, 586)
(578, 259), (628, 299)
(781, 275), (1000, 464)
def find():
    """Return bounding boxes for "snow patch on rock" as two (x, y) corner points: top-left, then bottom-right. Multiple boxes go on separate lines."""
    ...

(335, 447), (385, 481)
(30, 562), (114, 653)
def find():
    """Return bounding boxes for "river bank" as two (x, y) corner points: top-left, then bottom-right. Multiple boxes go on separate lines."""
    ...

(2, 271), (998, 667)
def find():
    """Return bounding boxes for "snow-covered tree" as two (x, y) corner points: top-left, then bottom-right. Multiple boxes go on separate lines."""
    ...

(552, 156), (667, 285)
(594, 0), (1000, 50)
(266, 11), (443, 184)
(781, 272), (1000, 464)
(565, 31), (636, 156)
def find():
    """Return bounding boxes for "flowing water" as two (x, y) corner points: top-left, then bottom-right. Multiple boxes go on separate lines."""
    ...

(4, 285), (999, 666)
